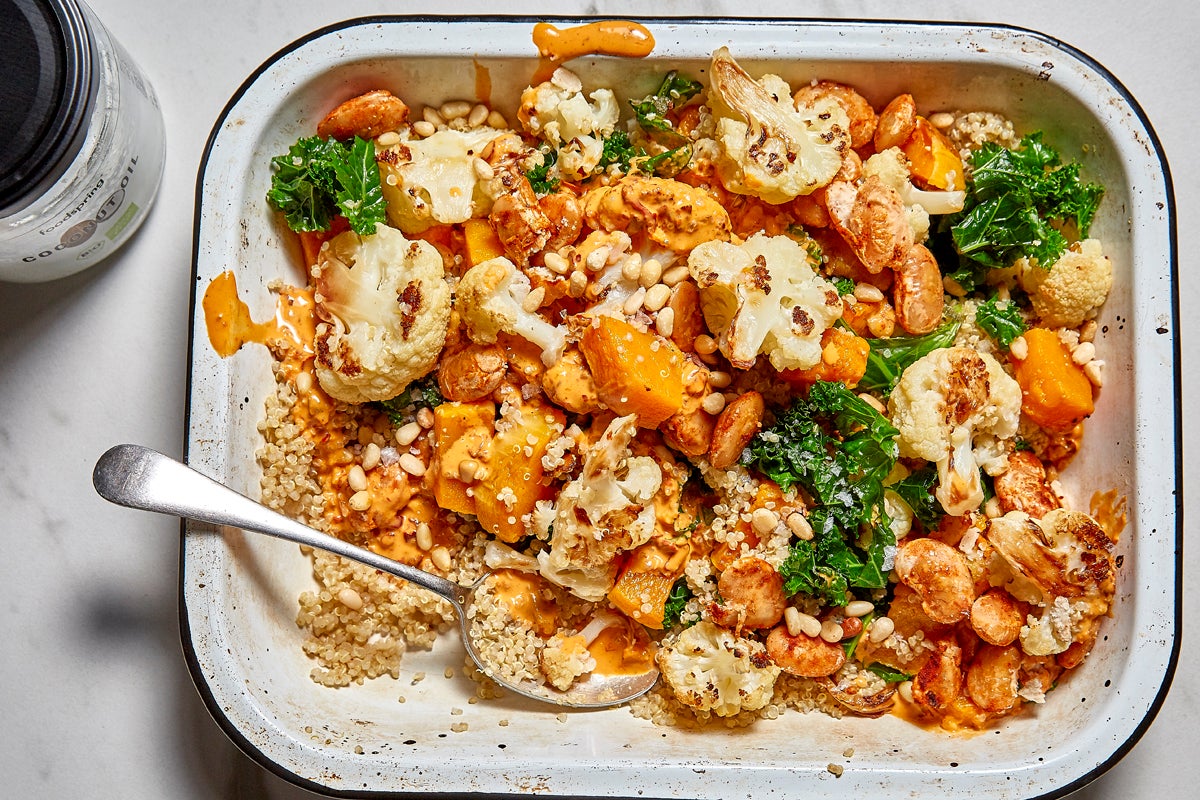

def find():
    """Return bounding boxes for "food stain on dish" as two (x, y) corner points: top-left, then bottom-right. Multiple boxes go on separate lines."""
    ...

(531, 20), (655, 83)
(473, 59), (492, 104)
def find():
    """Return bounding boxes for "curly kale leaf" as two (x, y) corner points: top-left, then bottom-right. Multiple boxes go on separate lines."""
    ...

(857, 320), (961, 398)
(630, 70), (702, 136)
(975, 295), (1027, 350)
(890, 464), (944, 532)
(267, 135), (385, 235)
(749, 381), (900, 606)
(662, 579), (693, 628)
(378, 374), (444, 424)
(525, 147), (560, 195)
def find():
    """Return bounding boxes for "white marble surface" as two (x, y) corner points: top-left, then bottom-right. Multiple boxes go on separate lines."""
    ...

(0, 1), (1193, 797)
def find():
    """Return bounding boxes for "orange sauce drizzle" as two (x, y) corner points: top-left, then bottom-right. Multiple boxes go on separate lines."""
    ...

(588, 624), (656, 676)
(1090, 489), (1128, 541)
(491, 569), (560, 636)
(531, 20), (655, 83)
(201, 270), (315, 359)
(473, 59), (492, 104)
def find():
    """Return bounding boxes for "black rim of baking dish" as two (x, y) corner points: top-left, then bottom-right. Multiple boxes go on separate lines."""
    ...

(181, 14), (1182, 800)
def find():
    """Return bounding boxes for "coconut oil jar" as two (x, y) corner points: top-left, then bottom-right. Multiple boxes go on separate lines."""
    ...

(0, 0), (165, 282)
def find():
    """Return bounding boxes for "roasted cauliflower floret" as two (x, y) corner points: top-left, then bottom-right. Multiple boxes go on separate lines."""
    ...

(863, 147), (967, 241)
(378, 127), (505, 233)
(537, 415), (663, 601)
(455, 256), (567, 366)
(311, 225), (451, 403)
(687, 232), (843, 370)
(1017, 239), (1113, 328)
(707, 47), (850, 203)
(539, 631), (597, 691)
(657, 620), (781, 717)
(518, 68), (620, 180)
(889, 346), (1022, 516)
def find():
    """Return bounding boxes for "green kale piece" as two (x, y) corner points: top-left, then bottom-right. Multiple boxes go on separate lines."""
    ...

(630, 70), (703, 136)
(378, 374), (444, 425)
(749, 381), (900, 607)
(267, 135), (386, 235)
(890, 464), (944, 533)
(524, 147), (560, 195)
(974, 295), (1028, 350)
(856, 320), (961, 398)
(662, 579), (693, 628)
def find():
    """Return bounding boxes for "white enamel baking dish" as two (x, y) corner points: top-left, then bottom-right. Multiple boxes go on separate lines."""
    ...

(184, 16), (1179, 798)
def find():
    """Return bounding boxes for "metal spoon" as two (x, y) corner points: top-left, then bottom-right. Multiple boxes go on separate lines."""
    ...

(92, 444), (659, 708)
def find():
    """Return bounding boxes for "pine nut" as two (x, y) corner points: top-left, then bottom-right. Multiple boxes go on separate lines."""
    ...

(440, 100), (471, 120)
(522, 286), (546, 312)
(661, 265), (690, 286)
(399, 453), (427, 477)
(468, 103), (490, 127)
(421, 107), (444, 126)
(472, 157), (495, 181)
(751, 507), (779, 535)
(643, 284), (671, 313)
(694, 334), (718, 355)
(568, 270), (587, 297)
(412, 120), (436, 137)
(396, 421), (422, 446)
(1079, 319), (1098, 343)
(638, 258), (663, 288)
(362, 442), (382, 471)
(898, 680), (914, 704)
(544, 251), (570, 274)
(486, 110), (508, 129)
(348, 490), (371, 511)
(784, 606), (804, 637)
(376, 131), (401, 147)
(701, 392), (726, 415)
(1083, 359), (1104, 387)
(868, 615), (895, 643)
(845, 600), (874, 617)
(415, 522), (434, 551)
(431, 546), (453, 571)
(338, 587), (364, 610)
(1071, 341), (1096, 365)
(348, 465), (368, 492)
(417, 407), (435, 428)
(786, 512), (814, 540)
(708, 371), (732, 389)
(458, 459), (479, 483)
(585, 246), (609, 272)
(858, 392), (886, 413)
(295, 371), (313, 394)
(853, 283), (885, 303)
(929, 111), (955, 129)
(655, 306), (675, 337)
(623, 287), (647, 316)
(1009, 335), (1028, 360)
(820, 619), (844, 643)
(621, 253), (643, 281)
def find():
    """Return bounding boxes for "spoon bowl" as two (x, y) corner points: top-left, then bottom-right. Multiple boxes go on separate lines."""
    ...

(92, 444), (659, 708)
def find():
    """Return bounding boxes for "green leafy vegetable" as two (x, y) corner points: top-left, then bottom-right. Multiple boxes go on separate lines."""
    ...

(267, 135), (386, 235)
(641, 144), (692, 178)
(890, 464), (944, 532)
(857, 320), (961, 397)
(662, 579), (693, 628)
(748, 381), (900, 607)
(832, 277), (855, 296)
(525, 147), (560, 195)
(948, 132), (1104, 279)
(974, 296), (1027, 349)
(630, 70), (702, 136)
(843, 611), (873, 660)
(378, 374), (444, 424)
(599, 130), (640, 173)
(866, 663), (912, 682)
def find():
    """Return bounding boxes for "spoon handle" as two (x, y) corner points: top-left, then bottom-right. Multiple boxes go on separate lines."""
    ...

(93, 444), (460, 605)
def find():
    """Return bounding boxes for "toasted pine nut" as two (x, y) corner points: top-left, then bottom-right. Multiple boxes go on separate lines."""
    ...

(1009, 335), (1028, 360)
(468, 103), (490, 127)
(1071, 341), (1096, 365)
(751, 507), (779, 535)
(415, 522), (434, 551)
(295, 371), (313, 394)
(662, 265), (690, 286)
(853, 283), (885, 303)
(585, 246), (609, 272)
(376, 131), (401, 147)
(928, 111), (955, 129)
(486, 110), (508, 129)
(522, 286), (546, 312)
(796, 610), (823, 638)
(421, 107), (444, 126)
(417, 407), (435, 428)
(623, 288), (647, 316)
(898, 680), (914, 703)
(399, 453), (427, 477)
(639, 258), (663, 288)
(643, 284), (671, 313)
(708, 371), (731, 389)
(701, 392), (726, 415)
(694, 334), (718, 355)
(472, 157), (495, 181)
(655, 306), (675, 337)
(412, 120), (436, 137)
(348, 465), (368, 493)
(845, 600), (874, 618)
(396, 421), (422, 446)
(820, 619), (844, 643)
(458, 459), (479, 483)
(621, 254), (643, 281)
(431, 546), (453, 571)
(868, 615), (895, 642)
(786, 512), (814, 540)
(348, 490), (371, 511)
(544, 252), (570, 274)
(362, 442), (382, 471)
(858, 392), (886, 413)
(440, 100), (471, 120)
(568, 270), (587, 297)
(338, 587), (364, 610)
(1079, 319), (1098, 343)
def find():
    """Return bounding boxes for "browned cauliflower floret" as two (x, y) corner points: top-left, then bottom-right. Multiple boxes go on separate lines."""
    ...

(888, 346), (1022, 516)
(707, 47), (850, 203)
(455, 257), (567, 366)
(1017, 239), (1113, 328)
(656, 620), (780, 717)
(311, 225), (450, 403)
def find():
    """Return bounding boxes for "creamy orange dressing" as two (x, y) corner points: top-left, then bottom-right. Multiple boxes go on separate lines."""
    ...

(368, 495), (455, 566)
(531, 21), (654, 83)
(1090, 489), (1128, 541)
(492, 569), (560, 636)
(201, 270), (315, 359)
(588, 624), (656, 676)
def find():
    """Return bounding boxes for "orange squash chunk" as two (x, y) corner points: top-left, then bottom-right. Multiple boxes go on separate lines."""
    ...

(475, 399), (565, 543)
(779, 328), (870, 388)
(608, 540), (689, 629)
(903, 116), (966, 191)
(1013, 327), (1095, 433)
(579, 316), (686, 428)
(430, 400), (495, 516)
(462, 218), (506, 267)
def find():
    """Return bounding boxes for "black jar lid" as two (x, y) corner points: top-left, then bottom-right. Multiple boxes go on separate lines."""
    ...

(0, 0), (98, 218)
